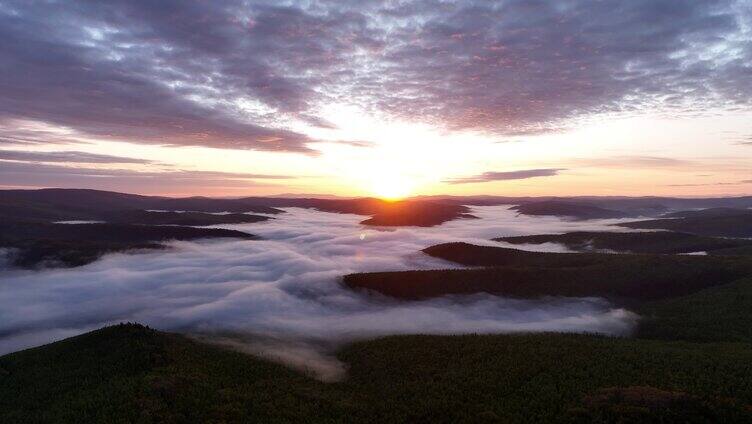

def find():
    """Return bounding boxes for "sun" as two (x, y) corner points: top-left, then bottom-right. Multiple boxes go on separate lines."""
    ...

(370, 175), (414, 201)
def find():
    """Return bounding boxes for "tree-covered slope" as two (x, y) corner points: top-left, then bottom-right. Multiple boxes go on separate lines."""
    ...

(3, 324), (752, 423)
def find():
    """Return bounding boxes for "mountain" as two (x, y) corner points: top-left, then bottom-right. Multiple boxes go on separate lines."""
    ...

(345, 242), (752, 302)
(357, 201), (476, 227)
(496, 231), (752, 254)
(509, 200), (629, 219)
(5, 188), (752, 226)
(0, 188), (283, 223)
(414, 195), (752, 216)
(0, 189), (480, 268)
(618, 208), (752, 238)
(0, 189), (475, 227)
(662, 207), (752, 219)
(102, 210), (271, 226)
(0, 222), (256, 268)
(3, 321), (752, 422)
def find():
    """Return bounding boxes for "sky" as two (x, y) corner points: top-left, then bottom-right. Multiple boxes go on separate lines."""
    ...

(0, 0), (750, 198)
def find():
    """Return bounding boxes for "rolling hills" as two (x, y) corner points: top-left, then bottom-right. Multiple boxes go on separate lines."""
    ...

(0, 222), (256, 268)
(509, 200), (629, 219)
(3, 322), (752, 423)
(0, 188), (474, 227)
(496, 231), (752, 254)
(344, 243), (752, 302)
(4, 193), (752, 421)
(617, 208), (752, 238)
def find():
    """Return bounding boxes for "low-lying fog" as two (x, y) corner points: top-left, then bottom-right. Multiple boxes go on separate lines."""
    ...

(0, 206), (639, 381)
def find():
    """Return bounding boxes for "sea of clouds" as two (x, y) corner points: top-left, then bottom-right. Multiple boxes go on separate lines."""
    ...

(0, 206), (640, 380)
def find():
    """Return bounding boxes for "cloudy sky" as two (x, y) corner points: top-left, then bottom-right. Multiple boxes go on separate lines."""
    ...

(1, 0), (750, 197)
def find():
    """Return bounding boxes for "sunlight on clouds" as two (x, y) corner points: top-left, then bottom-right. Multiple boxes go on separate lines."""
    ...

(305, 104), (503, 198)
(365, 172), (414, 201)
(6, 108), (750, 198)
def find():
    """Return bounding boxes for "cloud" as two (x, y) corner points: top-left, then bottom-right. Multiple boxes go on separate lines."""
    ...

(0, 149), (153, 164)
(572, 156), (695, 169)
(445, 168), (564, 184)
(0, 119), (92, 146)
(0, 0), (749, 149)
(318, 139), (377, 148)
(734, 135), (752, 146)
(667, 182), (736, 187)
(0, 160), (295, 194)
(666, 180), (752, 187)
(0, 2), (331, 153)
(0, 206), (638, 379)
(350, 0), (752, 133)
(570, 155), (752, 175)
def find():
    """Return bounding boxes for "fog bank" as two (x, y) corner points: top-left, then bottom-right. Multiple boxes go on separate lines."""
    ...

(0, 206), (640, 379)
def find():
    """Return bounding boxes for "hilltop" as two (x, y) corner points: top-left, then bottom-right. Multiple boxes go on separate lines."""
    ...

(3, 320), (752, 422)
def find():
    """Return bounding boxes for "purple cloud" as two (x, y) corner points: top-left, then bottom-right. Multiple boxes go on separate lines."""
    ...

(572, 156), (696, 169)
(0, 150), (153, 164)
(0, 0), (749, 150)
(0, 160), (294, 193)
(445, 168), (564, 184)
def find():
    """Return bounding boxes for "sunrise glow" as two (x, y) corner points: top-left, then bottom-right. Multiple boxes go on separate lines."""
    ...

(0, 1), (748, 199)
(2, 3), (752, 421)
(369, 175), (415, 201)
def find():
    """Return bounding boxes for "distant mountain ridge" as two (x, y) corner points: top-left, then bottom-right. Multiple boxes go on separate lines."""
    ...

(0, 189), (472, 227)
(0, 189), (284, 222)
(413, 194), (752, 216)
(618, 208), (752, 238)
(3, 188), (752, 227)
(497, 231), (752, 255)
(0, 189), (475, 268)
(0, 221), (256, 268)
(509, 200), (629, 219)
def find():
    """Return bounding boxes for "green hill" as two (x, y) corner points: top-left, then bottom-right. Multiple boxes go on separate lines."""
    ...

(617, 208), (752, 238)
(0, 222), (256, 268)
(345, 243), (752, 302)
(3, 322), (752, 423)
(496, 231), (752, 255)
